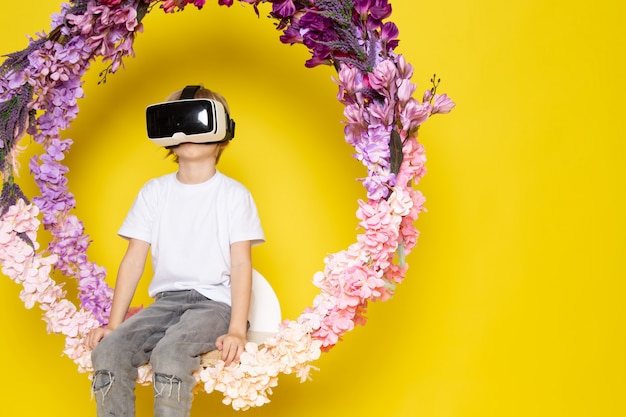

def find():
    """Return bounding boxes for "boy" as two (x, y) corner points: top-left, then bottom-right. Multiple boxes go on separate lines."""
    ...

(86, 85), (264, 417)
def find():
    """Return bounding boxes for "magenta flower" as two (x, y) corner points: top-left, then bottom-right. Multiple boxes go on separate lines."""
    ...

(272, 0), (297, 18)
(369, 0), (393, 21)
(380, 21), (399, 49)
(99, 0), (124, 6)
(279, 25), (302, 44)
(354, 0), (373, 19)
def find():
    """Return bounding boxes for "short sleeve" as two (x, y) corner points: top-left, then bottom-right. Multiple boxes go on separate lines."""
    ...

(118, 179), (159, 243)
(228, 187), (265, 247)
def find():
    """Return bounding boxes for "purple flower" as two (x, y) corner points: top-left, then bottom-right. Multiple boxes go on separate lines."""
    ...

(362, 175), (391, 200)
(354, 0), (373, 19)
(272, 0), (297, 18)
(279, 26), (303, 44)
(369, 0), (393, 21)
(46, 139), (73, 161)
(305, 54), (333, 68)
(380, 21), (399, 49)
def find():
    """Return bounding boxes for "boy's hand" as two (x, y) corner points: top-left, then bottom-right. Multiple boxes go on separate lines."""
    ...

(86, 327), (113, 349)
(216, 333), (247, 366)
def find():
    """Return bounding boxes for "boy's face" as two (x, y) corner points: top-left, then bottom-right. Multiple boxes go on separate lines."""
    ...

(171, 142), (221, 163)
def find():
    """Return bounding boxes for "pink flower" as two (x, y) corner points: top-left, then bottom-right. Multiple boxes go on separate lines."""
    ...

(42, 299), (80, 336)
(64, 336), (92, 372)
(161, 0), (178, 13)
(432, 93), (456, 114)
(137, 365), (153, 385)
(368, 98), (394, 126)
(161, 0), (206, 13)
(395, 54), (414, 79)
(397, 78), (416, 103)
(335, 64), (363, 99)
(3, 199), (40, 234)
(19, 256), (62, 309)
(357, 199), (391, 228)
(0, 222), (14, 245)
(343, 103), (367, 127)
(400, 98), (431, 132)
(395, 137), (427, 186)
(198, 320), (321, 410)
(387, 187), (414, 216)
(368, 59), (398, 95)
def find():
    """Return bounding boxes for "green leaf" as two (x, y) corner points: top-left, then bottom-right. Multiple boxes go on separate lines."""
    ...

(389, 129), (403, 176)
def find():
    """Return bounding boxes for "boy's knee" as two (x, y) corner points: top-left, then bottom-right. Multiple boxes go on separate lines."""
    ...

(153, 372), (183, 400)
(92, 370), (115, 399)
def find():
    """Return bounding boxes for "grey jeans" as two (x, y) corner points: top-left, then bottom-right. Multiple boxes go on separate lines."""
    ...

(91, 290), (231, 417)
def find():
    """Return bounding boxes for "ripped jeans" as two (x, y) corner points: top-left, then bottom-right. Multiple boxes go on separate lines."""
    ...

(91, 290), (231, 417)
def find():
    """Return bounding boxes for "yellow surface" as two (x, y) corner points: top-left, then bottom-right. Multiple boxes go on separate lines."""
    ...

(1, 1), (625, 416)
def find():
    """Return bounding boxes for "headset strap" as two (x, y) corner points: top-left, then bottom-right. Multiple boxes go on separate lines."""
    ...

(178, 85), (235, 140)
(180, 85), (201, 100)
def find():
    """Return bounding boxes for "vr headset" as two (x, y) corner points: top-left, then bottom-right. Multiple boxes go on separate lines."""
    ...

(146, 85), (236, 147)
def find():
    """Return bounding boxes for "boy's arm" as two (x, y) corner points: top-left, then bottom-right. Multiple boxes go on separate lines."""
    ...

(216, 240), (252, 365)
(86, 238), (150, 348)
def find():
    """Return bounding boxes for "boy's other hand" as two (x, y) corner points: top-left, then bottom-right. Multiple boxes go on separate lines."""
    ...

(216, 333), (247, 366)
(86, 327), (113, 349)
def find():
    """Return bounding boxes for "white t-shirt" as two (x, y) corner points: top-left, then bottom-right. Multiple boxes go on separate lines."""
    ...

(118, 170), (265, 305)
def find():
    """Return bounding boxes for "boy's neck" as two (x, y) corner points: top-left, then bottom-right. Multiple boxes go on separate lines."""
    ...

(176, 161), (217, 184)
(171, 142), (220, 184)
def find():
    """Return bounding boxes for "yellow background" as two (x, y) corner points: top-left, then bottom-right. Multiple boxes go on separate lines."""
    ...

(1, 1), (625, 416)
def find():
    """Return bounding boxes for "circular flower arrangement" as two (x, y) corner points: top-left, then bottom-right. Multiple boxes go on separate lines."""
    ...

(0, 0), (453, 411)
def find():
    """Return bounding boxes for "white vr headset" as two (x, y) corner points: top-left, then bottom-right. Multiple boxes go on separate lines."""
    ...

(146, 85), (236, 147)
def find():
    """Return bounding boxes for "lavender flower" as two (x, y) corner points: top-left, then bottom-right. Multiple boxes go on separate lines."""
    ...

(7, 0), (148, 323)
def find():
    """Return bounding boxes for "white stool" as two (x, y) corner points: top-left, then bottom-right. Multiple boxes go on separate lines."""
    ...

(246, 269), (281, 344)
(199, 270), (281, 367)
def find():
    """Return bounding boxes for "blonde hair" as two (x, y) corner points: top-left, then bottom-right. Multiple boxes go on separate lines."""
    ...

(165, 85), (232, 163)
